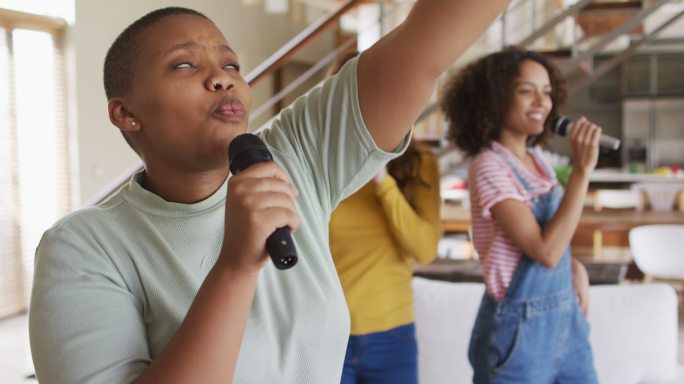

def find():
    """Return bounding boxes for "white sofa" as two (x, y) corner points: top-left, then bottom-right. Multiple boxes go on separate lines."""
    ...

(412, 277), (681, 384)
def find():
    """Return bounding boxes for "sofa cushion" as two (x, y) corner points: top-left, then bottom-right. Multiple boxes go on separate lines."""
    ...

(588, 284), (678, 384)
(413, 278), (483, 383)
(412, 277), (678, 384)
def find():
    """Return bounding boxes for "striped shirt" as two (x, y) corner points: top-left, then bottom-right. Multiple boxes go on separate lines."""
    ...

(469, 141), (558, 300)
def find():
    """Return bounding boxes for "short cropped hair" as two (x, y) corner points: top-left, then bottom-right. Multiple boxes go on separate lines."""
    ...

(440, 47), (567, 157)
(103, 7), (210, 99)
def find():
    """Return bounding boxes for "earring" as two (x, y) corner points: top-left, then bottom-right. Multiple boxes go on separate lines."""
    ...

(131, 120), (137, 127)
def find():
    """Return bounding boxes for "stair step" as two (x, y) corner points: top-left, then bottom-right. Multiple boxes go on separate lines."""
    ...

(577, 13), (644, 36)
(581, 0), (643, 12)
(577, 1), (644, 37)
(537, 48), (574, 58)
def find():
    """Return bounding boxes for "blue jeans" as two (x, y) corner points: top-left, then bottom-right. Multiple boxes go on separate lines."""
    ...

(340, 323), (418, 384)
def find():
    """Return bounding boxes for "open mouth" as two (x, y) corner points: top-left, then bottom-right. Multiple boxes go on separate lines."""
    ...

(527, 112), (545, 122)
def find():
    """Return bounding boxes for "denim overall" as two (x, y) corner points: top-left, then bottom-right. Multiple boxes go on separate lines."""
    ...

(468, 149), (598, 383)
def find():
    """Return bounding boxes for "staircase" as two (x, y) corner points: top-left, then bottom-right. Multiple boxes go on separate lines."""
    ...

(416, 0), (684, 142)
(246, 0), (684, 108)
(512, 0), (684, 94)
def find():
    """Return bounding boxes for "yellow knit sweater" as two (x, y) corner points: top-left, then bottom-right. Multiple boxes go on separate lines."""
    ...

(329, 146), (441, 335)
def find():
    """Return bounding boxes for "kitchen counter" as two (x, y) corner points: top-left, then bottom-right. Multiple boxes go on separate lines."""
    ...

(590, 168), (684, 183)
(442, 203), (684, 248)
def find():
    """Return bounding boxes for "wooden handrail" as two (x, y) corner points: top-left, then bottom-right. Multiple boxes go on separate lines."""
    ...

(246, 0), (361, 86)
(249, 34), (358, 123)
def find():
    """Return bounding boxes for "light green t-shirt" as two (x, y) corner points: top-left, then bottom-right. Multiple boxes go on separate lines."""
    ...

(29, 57), (409, 383)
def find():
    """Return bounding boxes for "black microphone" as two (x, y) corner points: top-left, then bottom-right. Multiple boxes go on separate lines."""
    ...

(553, 116), (621, 151)
(228, 133), (298, 270)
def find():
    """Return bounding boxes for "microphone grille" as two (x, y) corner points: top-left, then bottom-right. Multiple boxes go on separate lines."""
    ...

(228, 133), (273, 174)
(553, 116), (571, 136)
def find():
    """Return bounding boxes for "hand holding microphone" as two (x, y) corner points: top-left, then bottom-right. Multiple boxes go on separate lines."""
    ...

(556, 116), (601, 175)
(553, 116), (620, 151)
(228, 133), (299, 270)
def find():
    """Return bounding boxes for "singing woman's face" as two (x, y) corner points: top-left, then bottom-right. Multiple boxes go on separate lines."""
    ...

(123, 13), (252, 172)
(503, 59), (552, 137)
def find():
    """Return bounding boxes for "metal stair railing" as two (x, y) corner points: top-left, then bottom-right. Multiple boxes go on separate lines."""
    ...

(568, 7), (684, 96)
(559, 0), (674, 75)
(516, 0), (593, 48)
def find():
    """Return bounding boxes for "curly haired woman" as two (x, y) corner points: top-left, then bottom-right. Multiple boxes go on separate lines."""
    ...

(441, 47), (599, 383)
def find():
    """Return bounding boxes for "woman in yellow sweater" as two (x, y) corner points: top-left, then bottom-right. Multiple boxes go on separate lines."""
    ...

(329, 137), (441, 383)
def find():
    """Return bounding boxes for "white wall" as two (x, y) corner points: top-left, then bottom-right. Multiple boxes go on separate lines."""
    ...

(72, 0), (332, 205)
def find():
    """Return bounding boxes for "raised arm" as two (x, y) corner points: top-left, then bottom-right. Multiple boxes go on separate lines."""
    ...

(358, 0), (511, 151)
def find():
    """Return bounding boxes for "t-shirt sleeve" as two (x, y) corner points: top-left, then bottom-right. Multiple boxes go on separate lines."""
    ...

(258, 55), (411, 214)
(29, 224), (149, 383)
(469, 152), (528, 221)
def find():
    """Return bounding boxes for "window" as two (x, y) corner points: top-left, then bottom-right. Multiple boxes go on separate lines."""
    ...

(0, 8), (71, 318)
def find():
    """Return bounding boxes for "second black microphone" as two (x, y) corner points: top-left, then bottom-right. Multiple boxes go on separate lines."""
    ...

(228, 133), (298, 270)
